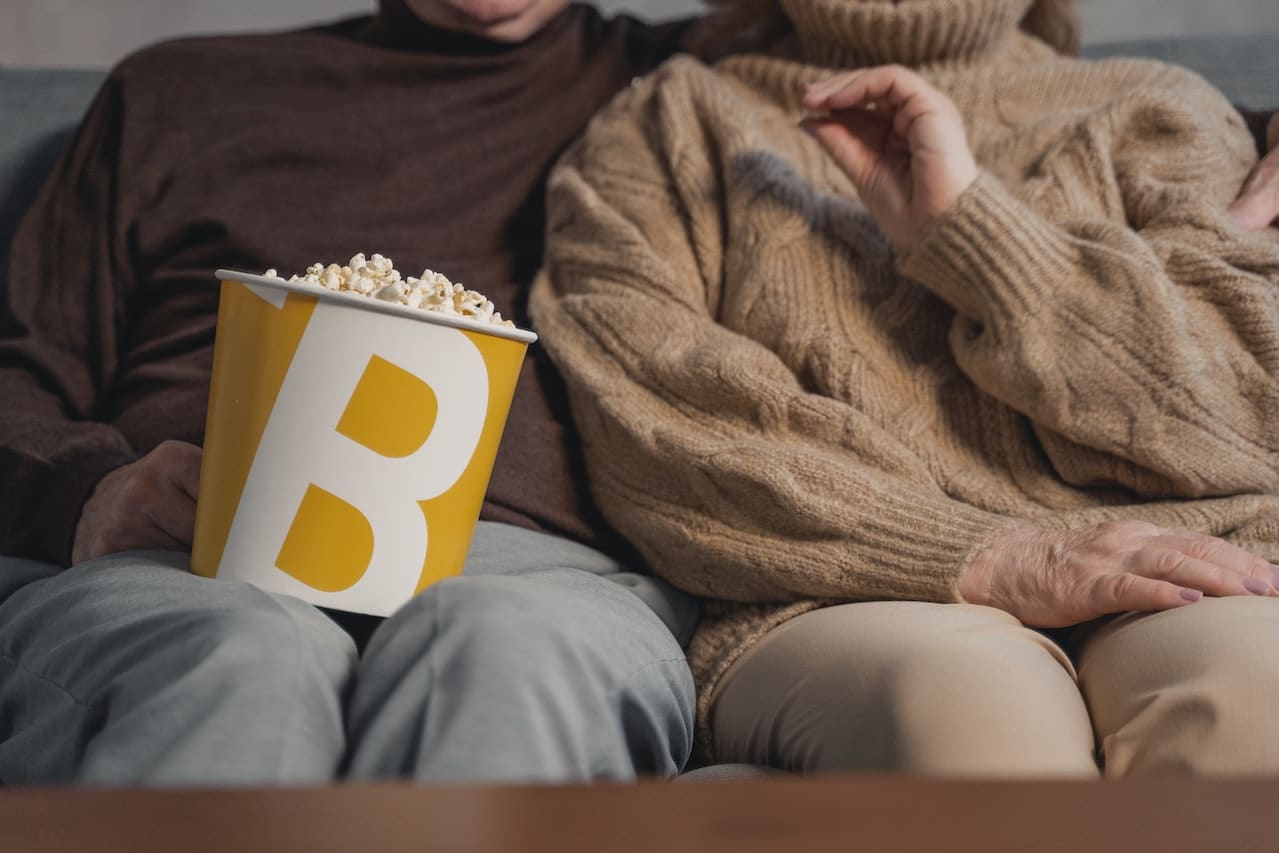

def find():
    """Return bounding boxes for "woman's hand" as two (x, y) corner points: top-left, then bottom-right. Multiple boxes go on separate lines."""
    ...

(1228, 111), (1279, 231)
(958, 521), (1279, 628)
(801, 65), (978, 251)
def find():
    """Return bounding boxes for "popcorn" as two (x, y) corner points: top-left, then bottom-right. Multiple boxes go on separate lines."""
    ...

(264, 253), (514, 327)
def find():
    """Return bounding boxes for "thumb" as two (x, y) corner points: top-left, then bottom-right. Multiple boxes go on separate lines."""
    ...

(802, 114), (885, 188)
(1229, 143), (1279, 231)
(1228, 182), (1279, 231)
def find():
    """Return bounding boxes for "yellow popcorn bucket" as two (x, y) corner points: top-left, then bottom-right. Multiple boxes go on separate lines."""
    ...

(190, 270), (536, 616)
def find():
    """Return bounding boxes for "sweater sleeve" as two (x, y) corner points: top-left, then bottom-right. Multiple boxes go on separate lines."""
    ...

(900, 81), (1279, 500)
(0, 74), (139, 565)
(531, 74), (1015, 605)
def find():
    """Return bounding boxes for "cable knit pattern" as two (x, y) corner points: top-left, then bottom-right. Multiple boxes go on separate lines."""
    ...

(530, 0), (1279, 759)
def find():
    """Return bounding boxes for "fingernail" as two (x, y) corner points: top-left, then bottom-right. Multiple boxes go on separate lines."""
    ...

(1271, 564), (1279, 591)
(1180, 588), (1203, 602)
(1244, 578), (1270, 596)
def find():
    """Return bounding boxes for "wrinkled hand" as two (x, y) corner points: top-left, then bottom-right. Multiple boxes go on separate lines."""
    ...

(958, 521), (1279, 628)
(800, 65), (978, 251)
(1228, 112), (1279, 231)
(71, 440), (203, 564)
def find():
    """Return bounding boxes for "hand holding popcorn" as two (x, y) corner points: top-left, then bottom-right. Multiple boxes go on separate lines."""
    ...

(73, 441), (202, 564)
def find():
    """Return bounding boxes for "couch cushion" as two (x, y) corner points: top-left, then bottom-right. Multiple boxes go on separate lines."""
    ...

(675, 763), (788, 782)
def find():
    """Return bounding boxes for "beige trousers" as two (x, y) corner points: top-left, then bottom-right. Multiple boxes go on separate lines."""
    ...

(710, 597), (1279, 777)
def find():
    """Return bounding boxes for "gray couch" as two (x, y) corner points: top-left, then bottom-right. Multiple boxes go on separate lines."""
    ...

(2, 33), (1276, 288)
(0, 33), (1274, 783)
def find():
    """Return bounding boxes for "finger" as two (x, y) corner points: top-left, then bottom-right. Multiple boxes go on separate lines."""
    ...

(80, 512), (182, 562)
(803, 68), (899, 113)
(173, 444), (203, 501)
(1088, 572), (1202, 616)
(104, 522), (186, 558)
(1227, 186), (1279, 230)
(865, 96), (894, 114)
(1228, 156), (1279, 230)
(889, 90), (954, 149)
(820, 66), (933, 114)
(154, 440), (203, 500)
(802, 114), (891, 186)
(1155, 531), (1279, 591)
(801, 71), (849, 101)
(149, 517), (193, 552)
(1268, 112), (1279, 153)
(1133, 545), (1276, 598)
(801, 71), (863, 110)
(73, 527), (114, 564)
(139, 490), (198, 550)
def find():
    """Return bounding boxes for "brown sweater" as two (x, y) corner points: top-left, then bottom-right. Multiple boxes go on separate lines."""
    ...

(531, 0), (1279, 756)
(0, 5), (687, 565)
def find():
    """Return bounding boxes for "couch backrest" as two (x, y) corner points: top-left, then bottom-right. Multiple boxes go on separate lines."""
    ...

(0, 34), (1275, 293)
(0, 69), (105, 295)
(1082, 33), (1279, 109)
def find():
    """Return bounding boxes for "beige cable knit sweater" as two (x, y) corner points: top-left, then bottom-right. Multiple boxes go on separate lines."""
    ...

(530, 0), (1279, 756)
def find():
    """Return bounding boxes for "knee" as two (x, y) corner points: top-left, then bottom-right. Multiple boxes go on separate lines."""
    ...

(184, 586), (355, 672)
(104, 575), (357, 697)
(388, 572), (631, 676)
(1086, 597), (1279, 775)
(28, 566), (358, 729)
(768, 604), (1097, 776)
(347, 572), (693, 781)
(376, 570), (690, 708)
(800, 602), (1079, 702)
(9, 556), (351, 677)
(884, 611), (1093, 775)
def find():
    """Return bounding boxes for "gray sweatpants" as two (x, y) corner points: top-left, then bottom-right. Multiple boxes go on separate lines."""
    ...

(0, 522), (698, 786)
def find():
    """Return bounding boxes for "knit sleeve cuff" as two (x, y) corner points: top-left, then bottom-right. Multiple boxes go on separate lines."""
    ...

(898, 172), (1076, 323)
(857, 488), (1021, 603)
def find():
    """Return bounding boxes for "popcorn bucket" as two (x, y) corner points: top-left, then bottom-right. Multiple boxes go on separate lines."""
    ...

(190, 270), (536, 616)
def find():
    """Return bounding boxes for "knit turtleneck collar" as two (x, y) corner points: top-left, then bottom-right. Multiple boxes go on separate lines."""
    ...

(778, 0), (1034, 68)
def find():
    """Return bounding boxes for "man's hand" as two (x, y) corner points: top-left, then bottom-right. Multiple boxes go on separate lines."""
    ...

(71, 440), (203, 564)
(1228, 112), (1279, 231)
(800, 65), (978, 251)
(958, 521), (1279, 628)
